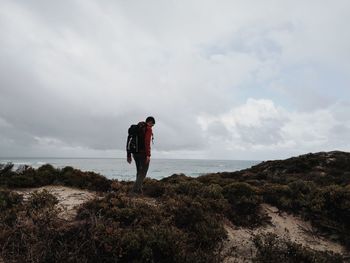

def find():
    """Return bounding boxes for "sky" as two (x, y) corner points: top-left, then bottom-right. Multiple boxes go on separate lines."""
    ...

(0, 0), (349, 160)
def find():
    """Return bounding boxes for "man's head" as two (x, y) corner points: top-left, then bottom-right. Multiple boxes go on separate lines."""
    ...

(146, 116), (155, 127)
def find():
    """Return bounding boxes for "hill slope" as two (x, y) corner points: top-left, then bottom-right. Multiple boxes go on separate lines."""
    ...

(1, 151), (349, 262)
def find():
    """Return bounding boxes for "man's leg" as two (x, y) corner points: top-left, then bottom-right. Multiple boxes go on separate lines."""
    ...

(132, 154), (142, 193)
(132, 154), (149, 193)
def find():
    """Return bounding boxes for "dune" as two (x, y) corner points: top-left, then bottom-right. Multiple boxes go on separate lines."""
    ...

(14, 185), (97, 220)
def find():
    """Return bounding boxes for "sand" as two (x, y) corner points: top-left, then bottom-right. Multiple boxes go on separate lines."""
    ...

(14, 185), (97, 220)
(221, 203), (348, 262)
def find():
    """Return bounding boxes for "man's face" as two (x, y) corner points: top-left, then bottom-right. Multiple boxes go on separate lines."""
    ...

(146, 121), (154, 127)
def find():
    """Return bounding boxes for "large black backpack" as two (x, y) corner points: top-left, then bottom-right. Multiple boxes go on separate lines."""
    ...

(126, 122), (146, 154)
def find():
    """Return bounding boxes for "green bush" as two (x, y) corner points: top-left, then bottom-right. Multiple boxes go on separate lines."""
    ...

(307, 185), (350, 247)
(223, 182), (263, 226)
(59, 168), (111, 191)
(287, 180), (316, 211)
(171, 195), (227, 250)
(27, 189), (59, 211)
(36, 164), (59, 184)
(160, 173), (192, 184)
(253, 233), (343, 263)
(142, 178), (166, 197)
(0, 164), (112, 191)
(262, 184), (292, 209)
(0, 190), (23, 226)
(77, 193), (163, 228)
(0, 163), (15, 176)
(173, 180), (205, 197)
(76, 193), (226, 262)
(0, 190), (62, 262)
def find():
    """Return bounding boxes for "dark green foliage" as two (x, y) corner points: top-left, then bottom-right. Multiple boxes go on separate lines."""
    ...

(77, 193), (227, 261)
(0, 163), (111, 191)
(307, 185), (350, 247)
(0, 188), (227, 263)
(262, 180), (317, 211)
(170, 195), (227, 250)
(173, 180), (204, 196)
(223, 182), (264, 226)
(0, 189), (23, 226)
(75, 194), (189, 263)
(0, 162), (15, 175)
(0, 189), (22, 210)
(0, 190), (62, 262)
(160, 173), (192, 184)
(77, 193), (164, 228)
(59, 167), (111, 191)
(197, 151), (350, 248)
(262, 183), (292, 208)
(36, 164), (59, 184)
(27, 189), (59, 211)
(142, 178), (166, 197)
(253, 233), (344, 263)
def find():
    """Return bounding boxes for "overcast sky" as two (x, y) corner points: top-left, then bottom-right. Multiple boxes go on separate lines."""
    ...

(0, 0), (349, 160)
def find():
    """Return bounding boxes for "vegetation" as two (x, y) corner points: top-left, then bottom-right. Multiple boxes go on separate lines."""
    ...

(0, 163), (111, 191)
(252, 233), (343, 263)
(0, 151), (349, 262)
(198, 151), (350, 249)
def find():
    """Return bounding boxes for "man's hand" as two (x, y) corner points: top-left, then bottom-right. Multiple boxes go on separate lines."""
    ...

(146, 156), (150, 164)
(127, 156), (132, 164)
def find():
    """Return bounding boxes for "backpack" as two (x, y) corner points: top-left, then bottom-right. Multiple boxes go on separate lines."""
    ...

(126, 122), (146, 154)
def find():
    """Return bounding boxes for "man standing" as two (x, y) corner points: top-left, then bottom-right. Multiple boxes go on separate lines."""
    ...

(127, 116), (155, 194)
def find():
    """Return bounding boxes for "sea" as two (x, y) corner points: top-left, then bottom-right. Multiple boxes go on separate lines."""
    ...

(0, 158), (260, 181)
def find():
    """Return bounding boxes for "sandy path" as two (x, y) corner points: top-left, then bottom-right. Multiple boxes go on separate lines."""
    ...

(15, 185), (97, 220)
(221, 203), (348, 262)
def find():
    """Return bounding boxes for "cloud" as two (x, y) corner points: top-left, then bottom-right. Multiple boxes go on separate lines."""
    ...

(198, 98), (288, 147)
(197, 98), (350, 159)
(0, 0), (349, 159)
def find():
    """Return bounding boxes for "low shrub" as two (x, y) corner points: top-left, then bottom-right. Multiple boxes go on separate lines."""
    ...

(0, 189), (23, 226)
(223, 182), (263, 227)
(0, 164), (112, 192)
(307, 185), (350, 248)
(170, 195), (227, 250)
(27, 189), (59, 211)
(59, 168), (111, 191)
(0, 163), (15, 176)
(262, 184), (292, 209)
(253, 233), (343, 263)
(76, 193), (226, 262)
(142, 178), (166, 197)
(0, 190), (62, 262)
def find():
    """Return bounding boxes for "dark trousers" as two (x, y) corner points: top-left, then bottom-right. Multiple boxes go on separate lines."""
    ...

(132, 153), (149, 193)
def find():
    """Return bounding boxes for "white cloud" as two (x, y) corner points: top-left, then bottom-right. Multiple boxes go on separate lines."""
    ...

(198, 98), (288, 147)
(197, 98), (350, 159)
(0, 0), (349, 159)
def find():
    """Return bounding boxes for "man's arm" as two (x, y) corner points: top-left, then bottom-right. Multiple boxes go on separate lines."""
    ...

(127, 155), (132, 164)
(126, 135), (132, 163)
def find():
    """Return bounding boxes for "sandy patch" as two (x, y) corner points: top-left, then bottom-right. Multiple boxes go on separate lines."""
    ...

(221, 203), (348, 262)
(15, 185), (97, 220)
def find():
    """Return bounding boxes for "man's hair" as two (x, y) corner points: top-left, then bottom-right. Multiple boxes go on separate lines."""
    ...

(146, 116), (155, 124)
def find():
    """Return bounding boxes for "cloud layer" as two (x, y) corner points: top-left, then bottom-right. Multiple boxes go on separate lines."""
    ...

(0, 0), (349, 159)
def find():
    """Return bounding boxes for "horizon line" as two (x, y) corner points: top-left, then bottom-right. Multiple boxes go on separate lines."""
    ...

(0, 156), (262, 162)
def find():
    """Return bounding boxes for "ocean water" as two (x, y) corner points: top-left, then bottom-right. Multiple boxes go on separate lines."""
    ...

(0, 158), (260, 181)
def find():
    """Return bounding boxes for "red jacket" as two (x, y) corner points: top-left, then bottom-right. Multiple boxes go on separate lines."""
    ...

(144, 124), (153, 157)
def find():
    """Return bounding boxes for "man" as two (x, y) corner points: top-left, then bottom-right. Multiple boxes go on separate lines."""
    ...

(127, 116), (155, 194)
